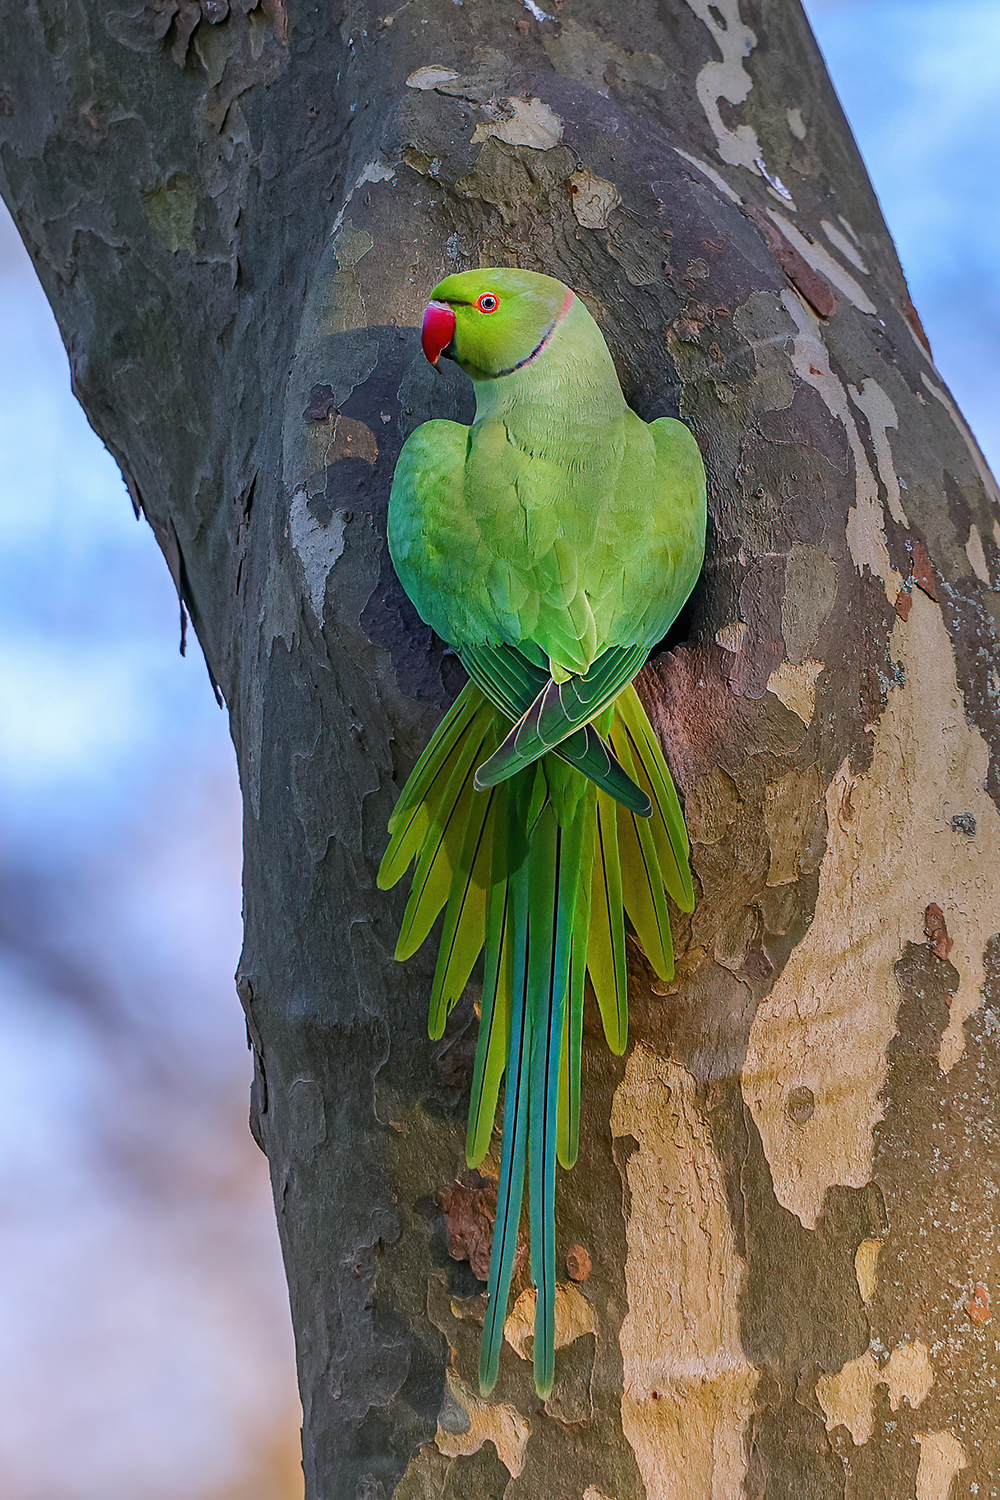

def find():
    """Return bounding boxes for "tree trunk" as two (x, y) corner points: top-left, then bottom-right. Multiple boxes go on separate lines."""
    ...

(4, 1), (999, 1494)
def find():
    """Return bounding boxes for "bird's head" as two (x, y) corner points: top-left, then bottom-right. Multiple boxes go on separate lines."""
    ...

(420, 268), (573, 380)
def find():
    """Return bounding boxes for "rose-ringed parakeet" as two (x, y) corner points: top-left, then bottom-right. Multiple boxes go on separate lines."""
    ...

(379, 268), (706, 1396)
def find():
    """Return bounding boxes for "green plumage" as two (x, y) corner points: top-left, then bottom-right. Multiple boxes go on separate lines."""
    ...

(379, 268), (706, 1396)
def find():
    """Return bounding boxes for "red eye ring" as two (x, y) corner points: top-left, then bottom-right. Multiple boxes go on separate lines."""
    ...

(476, 292), (500, 313)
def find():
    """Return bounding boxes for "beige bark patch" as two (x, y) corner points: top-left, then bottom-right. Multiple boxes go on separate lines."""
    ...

(816, 1340), (932, 1446)
(816, 1350), (879, 1445)
(611, 1047), (758, 1498)
(787, 107), (806, 140)
(684, 0), (762, 172)
(471, 97), (563, 150)
(781, 544), (839, 663)
(884, 1339), (934, 1411)
(141, 173), (197, 254)
(767, 659), (822, 724)
(435, 1369), (530, 1476)
(570, 169), (621, 230)
(714, 905), (761, 971)
(685, 767), (740, 846)
(325, 222), (376, 332)
(915, 1430), (968, 1500)
(965, 523), (991, 583)
(406, 65), (460, 90)
(503, 1283), (597, 1362)
(715, 620), (748, 654)
(854, 1237), (881, 1303)
(743, 590), (1000, 1226)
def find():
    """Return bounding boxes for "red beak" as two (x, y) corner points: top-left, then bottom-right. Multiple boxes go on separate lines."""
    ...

(421, 300), (457, 365)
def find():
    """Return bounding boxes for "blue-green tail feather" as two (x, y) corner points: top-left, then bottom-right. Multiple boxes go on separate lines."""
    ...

(479, 777), (534, 1393)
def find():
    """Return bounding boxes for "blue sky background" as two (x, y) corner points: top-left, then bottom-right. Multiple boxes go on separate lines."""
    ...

(0, 3), (996, 1494)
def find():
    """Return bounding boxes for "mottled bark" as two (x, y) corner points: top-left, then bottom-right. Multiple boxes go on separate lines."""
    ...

(3, 1), (999, 1495)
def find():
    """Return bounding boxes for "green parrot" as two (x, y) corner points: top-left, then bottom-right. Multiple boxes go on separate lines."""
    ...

(379, 268), (706, 1397)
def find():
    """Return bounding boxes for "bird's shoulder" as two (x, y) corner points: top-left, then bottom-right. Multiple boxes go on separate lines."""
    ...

(647, 415), (707, 493)
(393, 418), (469, 491)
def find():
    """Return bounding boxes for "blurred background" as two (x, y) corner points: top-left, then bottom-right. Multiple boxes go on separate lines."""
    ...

(0, 2), (996, 1495)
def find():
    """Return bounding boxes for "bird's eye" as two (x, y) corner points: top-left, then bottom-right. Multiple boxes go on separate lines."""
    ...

(476, 293), (500, 313)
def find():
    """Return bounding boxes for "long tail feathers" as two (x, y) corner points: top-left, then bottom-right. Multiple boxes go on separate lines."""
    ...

(557, 828), (591, 1171)
(587, 794), (629, 1054)
(612, 685), (693, 911)
(378, 677), (692, 1396)
(479, 783), (533, 1394)
(466, 806), (512, 1168)
(379, 682), (485, 890)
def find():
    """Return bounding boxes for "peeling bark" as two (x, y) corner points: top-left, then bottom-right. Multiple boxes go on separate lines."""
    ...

(3, 1), (999, 1495)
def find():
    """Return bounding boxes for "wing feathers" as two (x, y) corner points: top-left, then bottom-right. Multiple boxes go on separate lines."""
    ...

(554, 724), (651, 815)
(461, 640), (652, 814)
(473, 644), (648, 791)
